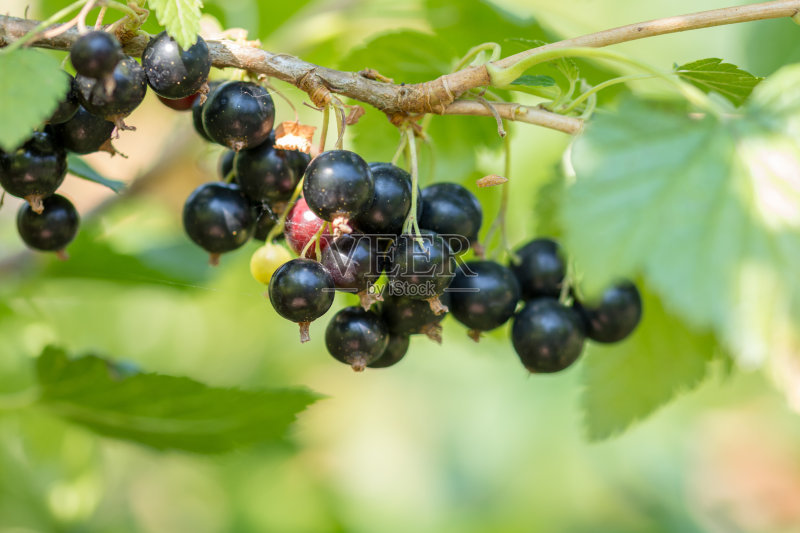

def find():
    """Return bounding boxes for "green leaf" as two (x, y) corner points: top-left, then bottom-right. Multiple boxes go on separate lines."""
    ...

(581, 288), (716, 440)
(564, 64), (800, 368)
(148, 0), (203, 50)
(0, 49), (68, 151)
(675, 58), (762, 107)
(510, 75), (556, 87)
(339, 30), (456, 83)
(67, 154), (126, 193)
(35, 346), (319, 453)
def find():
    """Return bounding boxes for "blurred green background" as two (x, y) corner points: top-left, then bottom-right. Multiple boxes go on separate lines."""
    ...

(2, 0), (800, 531)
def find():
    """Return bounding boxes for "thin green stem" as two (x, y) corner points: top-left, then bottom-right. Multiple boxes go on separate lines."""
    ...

(265, 177), (304, 243)
(391, 131), (408, 166)
(332, 99), (346, 150)
(301, 222), (326, 260)
(2, 0), (87, 53)
(317, 105), (330, 155)
(105, 1), (142, 20)
(561, 74), (655, 114)
(452, 42), (502, 72)
(402, 127), (422, 243)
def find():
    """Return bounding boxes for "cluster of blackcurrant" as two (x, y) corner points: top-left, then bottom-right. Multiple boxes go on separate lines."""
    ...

(0, 28), (212, 257)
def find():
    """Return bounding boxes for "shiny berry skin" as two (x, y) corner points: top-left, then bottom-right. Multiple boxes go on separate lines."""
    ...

(17, 194), (79, 252)
(182, 182), (255, 256)
(511, 299), (585, 373)
(52, 106), (115, 154)
(192, 81), (220, 141)
(142, 32), (211, 99)
(235, 142), (297, 202)
(202, 81), (275, 151)
(418, 183), (482, 252)
(321, 233), (386, 293)
(353, 162), (420, 235)
(48, 73), (80, 124)
(380, 291), (450, 341)
(252, 205), (280, 241)
(250, 242), (291, 285)
(0, 130), (67, 206)
(283, 197), (331, 257)
(368, 333), (409, 369)
(76, 56), (147, 120)
(449, 260), (520, 335)
(286, 150), (311, 180)
(302, 150), (374, 222)
(70, 31), (121, 79)
(325, 306), (389, 371)
(510, 238), (566, 299)
(388, 231), (455, 302)
(269, 258), (335, 341)
(218, 150), (236, 181)
(157, 93), (199, 111)
(577, 281), (642, 343)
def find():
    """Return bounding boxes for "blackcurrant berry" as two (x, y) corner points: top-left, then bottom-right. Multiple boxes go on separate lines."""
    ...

(418, 183), (482, 252)
(0, 130), (67, 212)
(182, 182), (255, 264)
(52, 106), (116, 154)
(218, 150), (236, 181)
(70, 31), (121, 79)
(302, 150), (374, 227)
(380, 291), (450, 343)
(367, 333), (410, 368)
(387, 231), (455, 313)
(157, 93), (199, 111)
(286, 150), (311, 181)
(235, 142), (297, 203)
(17, 194), (79, 255)
(47, 73), (80, 124)
(510, 238), (566, 299)
(577, 281), (642, 343)
(252, 205), (280, 241)
(283, 197), (331, 257)
(269, 258), (335, 342)
(192, 81), (221, 141)
(321, 233), (387, 309)
(202, 81), (275, 151)
(353, 162), (421, 236)
(325, 306), (389, 371)
(76, 56), (147, 123)
(142, 31), (211, 99)
(449, 260), (520, 340)
(511, 299), (585, 373)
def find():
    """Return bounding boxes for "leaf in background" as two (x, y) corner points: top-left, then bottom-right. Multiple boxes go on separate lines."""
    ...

(0, 49), (68, 152)
(35, 346), (320, 453)
(66, 154), (126, 193)
(581, 288), (716, 440)
(339, 30), (456, 83)
(564, 64), (800, 368)
(510, 75), (556, 87)
(675, 58), (762, 107)
(148, 0), (203, 50)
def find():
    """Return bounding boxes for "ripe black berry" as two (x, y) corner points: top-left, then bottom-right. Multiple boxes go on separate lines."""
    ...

(157, 93), (199, 111)
(0, 130), (67, 212)
(577, 281), (642, 343)
(325, 306), (389, 371)
(449, 260), (520, 340)
(380, 291), (450, 343)
(269, 258), (335, 342)
(510, 238), (566, 299)
(511, 299), (585, 373)
(202, 81), (275, 151)
(252, 205), (281, 241)
(218, 150), (236, 181)
(302, 150), (374, 227)
(353, 162), (420, 235)
(235, 142), (297, 202)
(142, 31), (211, 99)
(418, 183), (482, 251)
(321, 233), (386, 308)
(76, 56), (147, 122)
(192, 81), (220, 141)
(387, 231), (455, 313)
(70, 31), (121, 79)
(367, 333), (410, 368)
(182, 182), (255, 264)
(286, 150), (311, 180)
(47, 73), (80, 124)
(17, 194), (79, 255)
(52, 106), (115, 154)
